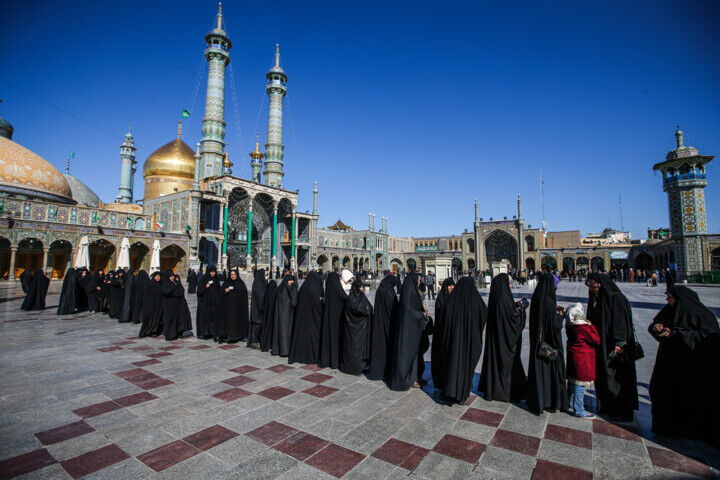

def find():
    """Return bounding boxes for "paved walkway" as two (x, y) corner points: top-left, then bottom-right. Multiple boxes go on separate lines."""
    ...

(0, 280), (718, 479)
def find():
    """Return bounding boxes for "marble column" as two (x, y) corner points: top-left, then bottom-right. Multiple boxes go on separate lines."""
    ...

(9, 246), (16, 281)
(245, 199), (254, 271)
(43, 247), (51, 276)
(290, 207), (297, 270)
(271, 205), (278, 275)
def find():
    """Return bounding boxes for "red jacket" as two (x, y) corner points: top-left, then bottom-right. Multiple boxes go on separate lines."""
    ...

(566, 323), (600, 382)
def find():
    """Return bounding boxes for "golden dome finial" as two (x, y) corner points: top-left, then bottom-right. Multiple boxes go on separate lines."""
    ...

(250, 132), (264, 160)
(177, 120), (183, 139)
(223, 152), (233, 168)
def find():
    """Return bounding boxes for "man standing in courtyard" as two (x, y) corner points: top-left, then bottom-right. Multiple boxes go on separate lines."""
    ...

(425, 271), (436, 300)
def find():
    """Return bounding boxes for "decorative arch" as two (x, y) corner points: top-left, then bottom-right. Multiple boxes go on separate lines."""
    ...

(342, 256), (351, 268)
(525, 235), (535, 252)
(591, 256), (605, 272)
(317, 254), (330, 271)
(332, 255), (340, 271)
(0, 236), (10, 279)
(525, 257), (536, 270)
(467, 238), (475, 254)
(634, 252), (654, 271)
(562, 257), (575, 273)
(541, 255), (557, 271)
(406, 257), (417, 272)
(129, 241), (150, 272)
(49, 239), (72, 278)
(711, 247), (720, 271)
(160, 244), (186, 273)
(484, 230), (518, 268)
(15, 237), (45, 278)
(89, 239), (115, 273)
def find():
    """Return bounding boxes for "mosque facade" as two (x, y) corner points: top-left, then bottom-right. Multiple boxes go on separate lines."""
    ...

(0, 5), (717, 282)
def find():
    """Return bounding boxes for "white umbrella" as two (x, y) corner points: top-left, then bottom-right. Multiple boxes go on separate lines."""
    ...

(74, 235), (90, 269)
(150, 240), (161, 272)
(117, 237), (130, 270)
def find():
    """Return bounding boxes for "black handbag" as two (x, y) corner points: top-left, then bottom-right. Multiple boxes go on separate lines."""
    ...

(625, 321), (645, 362)
(536, 319), (558, 361)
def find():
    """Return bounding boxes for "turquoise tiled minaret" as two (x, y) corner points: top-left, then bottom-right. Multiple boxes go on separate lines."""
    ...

(653, 127), (714, 280)
(117, 125), (136, 203)
(263, 45), (287, 188)
(200, 3), (231, 179)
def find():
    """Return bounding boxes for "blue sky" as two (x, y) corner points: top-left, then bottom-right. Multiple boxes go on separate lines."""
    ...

(3, 0), (719, 239)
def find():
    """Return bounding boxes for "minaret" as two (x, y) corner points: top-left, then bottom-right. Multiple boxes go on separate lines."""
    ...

(222, 152), (233, 176)
(473, 199), (481, 272)
(312, 181), (318, 214)
(263, 44), (287, 188)
(249, 132), (264, 183)
(200, 3), (232, 179)
(117, 125), (137, 203)
(653, 127), (714, 280)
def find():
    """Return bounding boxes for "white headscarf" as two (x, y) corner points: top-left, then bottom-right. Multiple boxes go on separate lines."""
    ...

(340, 269), (354, 294)
(564, 302), (590, 326)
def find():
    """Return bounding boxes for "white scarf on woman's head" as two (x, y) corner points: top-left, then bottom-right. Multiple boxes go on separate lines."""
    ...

(340, 269), (354, 294)
(565, 302), (590, 326)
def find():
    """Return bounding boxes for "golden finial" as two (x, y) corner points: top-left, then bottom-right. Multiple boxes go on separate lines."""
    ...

(177, 120), (183, 139)
(250, 132), (264, 159)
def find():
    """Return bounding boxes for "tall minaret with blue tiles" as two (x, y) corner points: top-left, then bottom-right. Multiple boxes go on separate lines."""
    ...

(117, 125), (136, 203)
(200, 3), (231, 179)
(263, 44), (287, 188)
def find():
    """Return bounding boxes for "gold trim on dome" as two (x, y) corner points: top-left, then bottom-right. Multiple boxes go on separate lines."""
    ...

(0, 136), (73, 200)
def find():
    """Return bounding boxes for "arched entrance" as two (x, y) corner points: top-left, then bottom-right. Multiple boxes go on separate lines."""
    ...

(525, 236), (535, 252)
(332, 255), (340, 271)
(591, 256), (605, 272)
(467, 258), (476, 272)
(89, 239), (115, 273)
(634, 252), (654, 271)
(129, 242), (150, 272)
(160, 244), (186, 273)
(562, 257), (575, 274)
(390, 258), (402, 274)
(342, 256), (351, 269)
(0, 236), (10, 279)
(712, 247), (720, 271)
(484, 230), (518, 268)
(452, 257), (462, 277)
(49, 240), (72, 278)
(541, 255), (557, 271)
(576, 256), (589, 273)
(525, 257), (536, 270)
(16, 238), (44, 278)
(317, 254), (329, 271)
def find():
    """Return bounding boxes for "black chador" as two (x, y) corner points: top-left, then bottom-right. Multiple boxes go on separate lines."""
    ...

(319, 272), (347, 369)
(84, 270), (101, 313)
(57, 268), (77, 315)
(388, 273), (427, 391)
(161, 272), (192, 341)
(108, 271), (124, 319)
(138, 271), (164, 337)
(75, 268), (89, 311)
(100, 270), (111, 313)
(19, 269), (32, 294)
(119, 270), (135, 323)
(260, 280), (277, 352)
(340, 280), (372, 375)
(187, 269), (198, 294)
(248, 269), (268, 348)
(586, 273), (638, 421)
(368, 275), (399, 380)
(272, 275), (298, 357)
(440, 277), (486, 404)
(431, 277), (455, 390)
(196, 266), (222, 340)
(649, 285), (719, 442)
(21, 270), (50, 311)
(289, 272), (324, 364)
(479, 273), (527, 402)
(221, 270), (249, 343)
(527, 273), (567, 415)
(131, 270), (149, 324)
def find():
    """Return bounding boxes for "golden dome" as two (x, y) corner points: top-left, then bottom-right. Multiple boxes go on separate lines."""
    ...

(0, 136), (73, 203)
(143, 138), (196, 200)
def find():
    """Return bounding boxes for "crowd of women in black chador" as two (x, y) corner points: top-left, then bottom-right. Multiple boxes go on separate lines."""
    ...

(28, 261), (720, 444)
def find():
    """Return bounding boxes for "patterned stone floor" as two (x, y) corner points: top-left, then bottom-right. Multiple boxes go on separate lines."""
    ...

(0, 279), (719, 479)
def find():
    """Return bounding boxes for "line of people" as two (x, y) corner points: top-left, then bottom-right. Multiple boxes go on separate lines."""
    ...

(29, 263), (720, 443)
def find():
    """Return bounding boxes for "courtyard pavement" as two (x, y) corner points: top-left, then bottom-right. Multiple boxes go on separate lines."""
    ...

(0, 279), (718, 479)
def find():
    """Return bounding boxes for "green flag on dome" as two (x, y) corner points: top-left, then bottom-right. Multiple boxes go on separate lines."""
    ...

(181, 110), (190, 119)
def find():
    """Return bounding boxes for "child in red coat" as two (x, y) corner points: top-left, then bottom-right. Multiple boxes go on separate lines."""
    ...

(565, 303), (600, 418)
